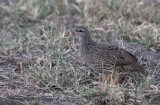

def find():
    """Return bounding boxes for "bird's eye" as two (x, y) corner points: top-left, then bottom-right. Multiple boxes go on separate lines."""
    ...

(76, 29), (83, 32)
(79, 30), (82, 32)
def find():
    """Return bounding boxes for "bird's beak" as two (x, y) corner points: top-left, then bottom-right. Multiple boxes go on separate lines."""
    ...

(72, 32), (76, 35)
(71, 29), (76, 35)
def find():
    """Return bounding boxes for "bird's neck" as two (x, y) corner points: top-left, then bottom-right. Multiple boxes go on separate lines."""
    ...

(80, 35), (94, 49)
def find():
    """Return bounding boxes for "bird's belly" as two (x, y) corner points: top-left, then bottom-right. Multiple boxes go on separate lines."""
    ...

(81, 53), (115, 73)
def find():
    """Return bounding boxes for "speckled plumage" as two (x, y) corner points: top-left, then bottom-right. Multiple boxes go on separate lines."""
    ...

(72, 26), (146, 75)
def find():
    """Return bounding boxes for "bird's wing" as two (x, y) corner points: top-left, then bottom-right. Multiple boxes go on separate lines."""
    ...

(89, 44), (138, 66)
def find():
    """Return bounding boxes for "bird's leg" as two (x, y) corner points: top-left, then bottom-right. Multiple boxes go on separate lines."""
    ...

(104, 72), (111, 83)
(106, 76), (111, 83)
(115, 74), (121, 84)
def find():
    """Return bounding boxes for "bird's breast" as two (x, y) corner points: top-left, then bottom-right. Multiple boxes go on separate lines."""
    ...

(80, 47), (92, 63)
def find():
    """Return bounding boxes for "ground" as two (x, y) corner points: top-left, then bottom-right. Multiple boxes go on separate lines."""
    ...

(0, 0), (160, 105)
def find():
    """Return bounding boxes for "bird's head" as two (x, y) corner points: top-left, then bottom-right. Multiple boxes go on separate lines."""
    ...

(71, 26), (90, 38)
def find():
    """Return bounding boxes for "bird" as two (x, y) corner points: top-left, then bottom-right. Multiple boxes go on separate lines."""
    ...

(71, 26), (147, 84)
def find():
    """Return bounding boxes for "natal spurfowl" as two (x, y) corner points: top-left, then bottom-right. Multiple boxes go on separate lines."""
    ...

(72, 26), (147, 83)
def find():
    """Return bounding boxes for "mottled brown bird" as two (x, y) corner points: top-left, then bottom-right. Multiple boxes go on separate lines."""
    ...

(72, 26), (146, 83)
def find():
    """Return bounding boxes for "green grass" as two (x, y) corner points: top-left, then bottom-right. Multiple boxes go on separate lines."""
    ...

(0, 0), (160, 105)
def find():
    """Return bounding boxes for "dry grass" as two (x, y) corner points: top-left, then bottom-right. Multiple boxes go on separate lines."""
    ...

(0, 0), (160, 105)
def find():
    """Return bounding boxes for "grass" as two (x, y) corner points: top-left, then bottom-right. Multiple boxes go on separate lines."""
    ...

(0, 0), (160, 105)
